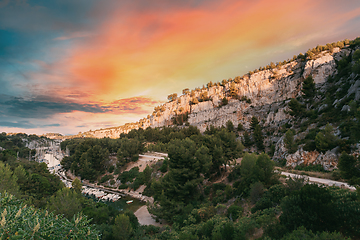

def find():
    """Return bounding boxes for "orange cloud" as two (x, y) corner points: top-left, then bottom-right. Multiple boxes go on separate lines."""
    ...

(21, 0), (360, 135)
(59, 0), (357, 104)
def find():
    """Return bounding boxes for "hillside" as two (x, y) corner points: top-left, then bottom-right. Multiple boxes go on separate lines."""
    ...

(71, 38), (360, 170)
(53, 38), (360, 240)
(78, 41), (348, 137)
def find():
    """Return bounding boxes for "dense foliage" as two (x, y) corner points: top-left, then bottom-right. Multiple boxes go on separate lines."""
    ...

(0, 193), (100, 239)
(60, 137), (144, 181)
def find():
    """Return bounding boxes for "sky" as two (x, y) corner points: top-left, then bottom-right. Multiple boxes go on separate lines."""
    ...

(1, 0), (360, 135)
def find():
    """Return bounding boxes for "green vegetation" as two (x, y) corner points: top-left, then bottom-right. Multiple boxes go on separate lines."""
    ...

(2, 38), (360, 239)
(284, 129), (297, 154)
(0, 192), (100, 239)
(60, 137), (144, 181)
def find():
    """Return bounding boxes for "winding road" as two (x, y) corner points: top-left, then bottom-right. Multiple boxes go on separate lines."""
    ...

(280, 171), (356, 190)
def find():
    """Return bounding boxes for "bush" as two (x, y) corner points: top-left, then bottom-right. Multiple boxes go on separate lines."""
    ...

(159, 159), (168, 173)
(294, 164), (326, 172)
(250, 182), (264, 204)
(303, 140), (316, 152)
(227, 205), (243, 221)
(117, 167), (139, 183)
(284, 129), (298, 154)
(108, 165), (115, 173)
(119, 184), (128, 189)
(315, 124), (338, 153)
(0, 193), (100, 239)
(221, 97), (228, 106)
(99, 174), (114, 184)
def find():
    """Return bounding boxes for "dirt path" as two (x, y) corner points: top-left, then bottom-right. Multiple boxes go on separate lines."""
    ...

(125, 153), (167, 172)
(134, 206), (164, 227)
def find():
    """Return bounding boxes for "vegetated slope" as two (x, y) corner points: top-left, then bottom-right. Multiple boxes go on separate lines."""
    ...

(78, 38), (360, 170)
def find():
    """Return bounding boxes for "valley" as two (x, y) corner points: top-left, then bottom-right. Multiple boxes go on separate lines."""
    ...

(1, 38), (360, 239)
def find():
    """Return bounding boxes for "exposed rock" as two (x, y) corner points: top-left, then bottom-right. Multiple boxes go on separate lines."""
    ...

(76, 48), (348, 139)
(313, 148), (339, 171)
(347, 79), (360, 101)
(341, 105), (350, 112)
(318, 104), (328, 112)
(286, 148), (320, 168)
(285, 147), (338, 171)
(302, 50), (339, 84)
(273, 136), (287, 160)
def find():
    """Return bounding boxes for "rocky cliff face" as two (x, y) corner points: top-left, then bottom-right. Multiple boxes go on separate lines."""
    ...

(80, 47), (342, 138)
(70, 46), (360, 170)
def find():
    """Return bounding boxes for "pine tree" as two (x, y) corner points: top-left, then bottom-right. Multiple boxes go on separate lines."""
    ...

(302, 76), (316, 102)
(242, 131), (252, 147)
(253, 125), (264, 151)
(250, 117), (259, 130)
(284, 129), (298, 154)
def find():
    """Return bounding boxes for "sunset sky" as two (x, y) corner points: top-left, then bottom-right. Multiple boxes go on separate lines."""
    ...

(1, 0), (360, 135)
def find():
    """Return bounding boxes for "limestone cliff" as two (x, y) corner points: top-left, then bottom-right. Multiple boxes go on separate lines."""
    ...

(78, 47), (343, 138)
(71, 44), (360, 171)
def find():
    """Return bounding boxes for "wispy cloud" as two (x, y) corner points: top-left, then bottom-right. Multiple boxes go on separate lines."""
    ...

(0, 94), (160, 120)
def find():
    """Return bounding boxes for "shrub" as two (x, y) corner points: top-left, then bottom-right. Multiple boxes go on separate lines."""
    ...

(227, 205), (243, 221)
(108, 165), (115, 173)
(0, 193), (100, 239)
(119, 184), (128, 189)
(250, 182), (264, 204)
(159, 159), (168, 173)
(99, 174), (114, 184)
(284, 129), (298, 154)
(315, 124), (338, 153)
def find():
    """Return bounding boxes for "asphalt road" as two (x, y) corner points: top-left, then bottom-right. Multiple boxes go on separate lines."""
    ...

(280, 171), (356, 190)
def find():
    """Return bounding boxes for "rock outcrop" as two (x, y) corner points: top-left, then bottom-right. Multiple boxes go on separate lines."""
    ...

(79, 48), (346, 140)
(285, 148), (338, 171)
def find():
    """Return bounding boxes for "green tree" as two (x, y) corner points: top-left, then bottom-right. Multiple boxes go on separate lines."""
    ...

(227, 205), (243, 221)
(200, 92), (209, 102)
(237, 123), (244, 131)
(254, 153), (276, 186)
(240, 153), (258, 182)
(221, 97), (228, 106)
(280, 184), (335, 233)
(315, 124), (338, 152)
(302, 75), (316, 102)
(253, 125), (264, 151)
(250, 117), (259, 130)
(281, 226), (349, 240)
(242, 131), (253, 147)
(226, 120), (234, 132)
(191, 97), (199, 104)
(113, 214), (133, 240)
(13, 164), (28, 190)
(338, 152), (360, 185)
(288, 98), (306, 117)
(250, 182), (264, 203)
(72, 178), (82, 193)
(46, 188), (82, 220)
(0, 161), (20, 197)
(284, 129), (298, 154)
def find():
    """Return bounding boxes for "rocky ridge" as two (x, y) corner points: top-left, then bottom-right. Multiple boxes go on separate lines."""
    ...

(71, 45), (360, 170)
(77, 48), (343, 138)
